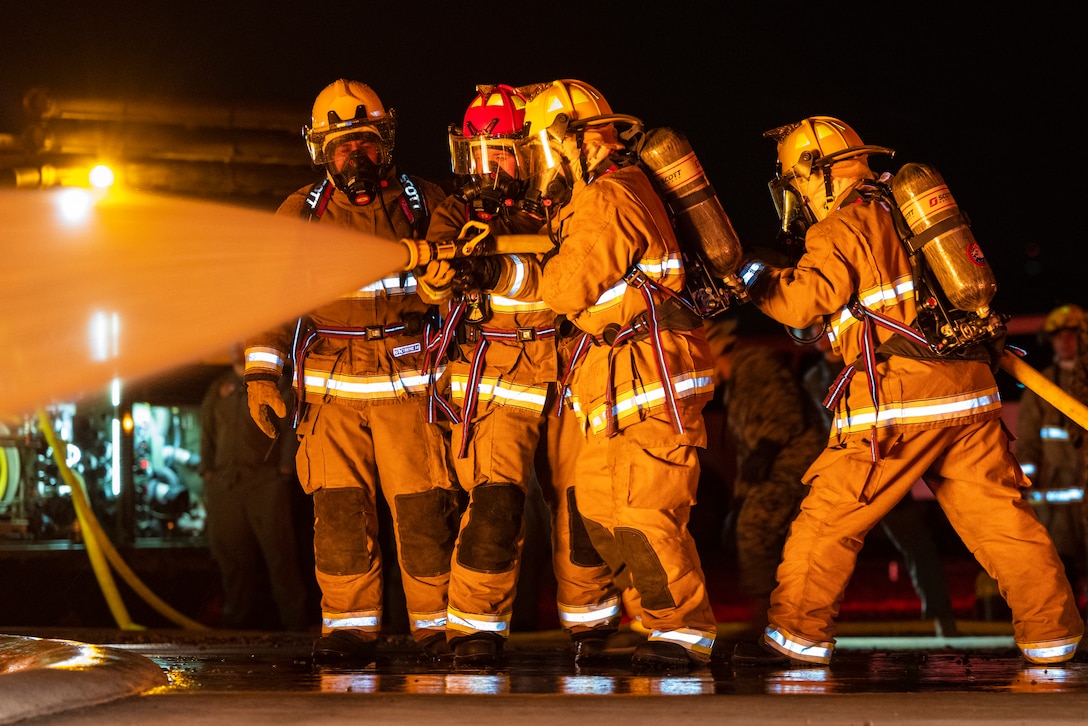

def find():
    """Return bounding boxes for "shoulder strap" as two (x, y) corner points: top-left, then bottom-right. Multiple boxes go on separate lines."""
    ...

(302, 178), (334, 221)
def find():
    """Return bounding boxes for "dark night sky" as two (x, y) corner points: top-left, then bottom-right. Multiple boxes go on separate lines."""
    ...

(2, 1), (1081, 315)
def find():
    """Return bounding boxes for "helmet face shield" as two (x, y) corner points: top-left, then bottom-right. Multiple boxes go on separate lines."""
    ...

(516, 130), (573, 216)
(768, 176), (815, 236)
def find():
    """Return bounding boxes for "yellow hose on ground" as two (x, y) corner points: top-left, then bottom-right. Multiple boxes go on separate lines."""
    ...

(37, 410), (209, 631)
(999, 350), (1088, 430)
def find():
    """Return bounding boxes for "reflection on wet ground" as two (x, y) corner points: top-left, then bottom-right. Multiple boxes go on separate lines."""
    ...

(119, 632), (1088, 698)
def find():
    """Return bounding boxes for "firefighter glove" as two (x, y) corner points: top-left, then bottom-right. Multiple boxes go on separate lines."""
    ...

(418, 260), (455, 289)
(451, 256), (502, 293)
(246, 379), (286, 438)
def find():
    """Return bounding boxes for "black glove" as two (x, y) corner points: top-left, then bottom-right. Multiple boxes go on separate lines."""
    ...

(451, 257), (502, 293)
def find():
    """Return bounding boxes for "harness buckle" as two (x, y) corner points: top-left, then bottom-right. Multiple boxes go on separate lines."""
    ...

(365, 326), (385, 341)
(516, 327), (537, 342)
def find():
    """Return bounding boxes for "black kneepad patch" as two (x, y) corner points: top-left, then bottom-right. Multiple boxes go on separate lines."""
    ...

(395, 488), (463, 577)
(566, 488), (606, 568)
(615, 527), (676, 610)
(457, 484), (525, 573)
(313, 488), (371, 576)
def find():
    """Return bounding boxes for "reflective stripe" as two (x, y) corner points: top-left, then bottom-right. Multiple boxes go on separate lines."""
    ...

(302, 369), (433, 399)
(323, 613), (381, 632)
(245, 346), (285, 374)
(829, 275), (914, 340)
(450, 376), (550, 412)
(351, 274), (417, 297)
(489, 295), (552, 313)
(508, 254), (528, 297)
(1020, 641), (1079, 664)
(447, 608), (510, 636)
(1027, 487), (1084, 504)
(585, 370), (715, 435)
(587, 254), (683, 313)
(649, 628), (715, 656)
(411, 615), (447, 631)
(1040, 426), (1071, 441)
(833, 391), (1001, 433)
(557, 598), (622, 627)
(765, 626), (833, 664)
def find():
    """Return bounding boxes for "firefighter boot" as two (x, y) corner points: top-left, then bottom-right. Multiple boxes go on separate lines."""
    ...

(419, 633), (452, 661)
(453, 633), (504, 669)
(312, 631), (377, 666)
(631, 640), (691, 671)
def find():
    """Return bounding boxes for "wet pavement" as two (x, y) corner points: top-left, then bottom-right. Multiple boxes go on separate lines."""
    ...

(4, 623), (1088, 724)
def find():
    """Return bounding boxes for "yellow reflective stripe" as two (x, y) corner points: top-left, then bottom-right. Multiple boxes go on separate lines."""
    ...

(829, 274), (914, 340)
(586, 371), (714, 435)
(447, 607), (510, 636)
(765, 626), (833, 664)
(489, 296), (552, 313)
(303, 369), (433, 399)
(649, 628), (715, 656)
(450, 376), (549, 412)
(833, 389), (1002, 433)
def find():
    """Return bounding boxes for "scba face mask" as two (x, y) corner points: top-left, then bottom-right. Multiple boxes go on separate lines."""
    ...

(324, 131), (392, 205)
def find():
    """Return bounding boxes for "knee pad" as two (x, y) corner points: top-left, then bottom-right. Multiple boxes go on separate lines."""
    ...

(566, 488), (606, 568)
(615, 527), (676, 610)
(394, 488), (465, 577)
(312, 487), (371, 576)
(457, 483), (525, 573)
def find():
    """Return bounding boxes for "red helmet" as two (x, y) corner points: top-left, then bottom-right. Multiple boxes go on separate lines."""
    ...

(461, 84), (527, 137)
(449, 85), (530, 217)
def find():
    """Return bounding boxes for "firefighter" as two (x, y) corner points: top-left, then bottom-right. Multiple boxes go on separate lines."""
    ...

(524, 79), (718, 671)
(731, 116), (1083, 666)
(244, 79), (460, 665)
(416, 85), (624, 668)
(1016, 304), (1086, 595)
(200, 343), (309, 632)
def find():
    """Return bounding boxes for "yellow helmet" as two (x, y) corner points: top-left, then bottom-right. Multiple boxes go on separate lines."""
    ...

(764, 116), (891, 182)
(1043, 304), (1085, 334)
(303, 79), (396, 168)
(521, 79), (613, 139)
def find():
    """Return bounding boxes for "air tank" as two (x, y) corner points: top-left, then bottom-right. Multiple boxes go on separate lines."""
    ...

(638, 127), (742, 280)
(890, 163), (996, 317)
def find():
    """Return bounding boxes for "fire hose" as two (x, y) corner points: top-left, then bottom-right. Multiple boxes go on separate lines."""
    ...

(37, 410), (209, 631)
(999, 350), (1088, 431)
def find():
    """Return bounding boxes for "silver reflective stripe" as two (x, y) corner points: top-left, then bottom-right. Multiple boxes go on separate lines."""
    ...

(508, 254), (527, 296)
(324, 615), (380, 630)
(835, 393), (1000, 430)
(650, 628), (715, 654)
(1021, 642), (1078, 663)
(1040, 426), (1071, 441)
(247, 350), (284, 367)
(765, 626), (833, 663)
(558, 600), (621, 625)
(448, 611), (508, 633)
(412, 616), (447, 630)
(1027, 487), (1084, 503)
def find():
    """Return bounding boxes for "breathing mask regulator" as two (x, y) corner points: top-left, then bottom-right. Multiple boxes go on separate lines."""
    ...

(323, 130), (393, 205)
